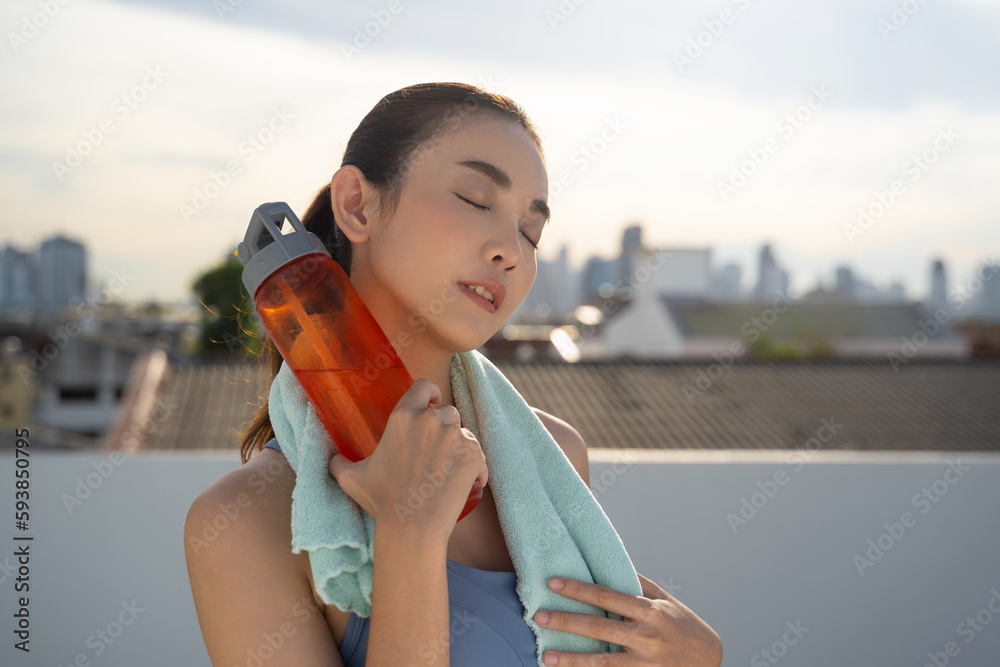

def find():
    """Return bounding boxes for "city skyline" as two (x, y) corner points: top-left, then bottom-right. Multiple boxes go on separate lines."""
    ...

(6, 228), (997, 324)
(1, 0), (997, 307)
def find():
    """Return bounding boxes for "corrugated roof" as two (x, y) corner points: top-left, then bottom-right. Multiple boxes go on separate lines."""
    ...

(137, 356), (1000, 453)
(140, 359), (270, 451)
(497, 358), (998, 451)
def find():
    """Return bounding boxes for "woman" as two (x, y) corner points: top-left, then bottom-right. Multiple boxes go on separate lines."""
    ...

(185, 82), (722, 666)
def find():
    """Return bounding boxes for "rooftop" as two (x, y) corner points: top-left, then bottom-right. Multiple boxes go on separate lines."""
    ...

(131, 356), (1000, 453)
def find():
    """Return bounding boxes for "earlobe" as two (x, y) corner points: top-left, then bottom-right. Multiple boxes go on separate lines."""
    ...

(329, 165), (373, 243)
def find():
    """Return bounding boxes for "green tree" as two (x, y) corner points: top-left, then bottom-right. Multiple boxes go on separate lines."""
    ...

(190, 253), (261, 357)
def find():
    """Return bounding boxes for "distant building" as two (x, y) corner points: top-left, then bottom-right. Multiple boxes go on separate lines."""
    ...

(0, 244), (35, 309)
(928, 259), (948, 315)
(3, 234), (88, 317)
(581, 256), (616, 303)
(551, 245), (577, 319)
(755, 244), (788, 299)
(835, 266), (856, 299)
(819, 266), (905, 303)
(977, 262), (1000, 321)
(38, 234), (86, 310)
(713, 262), (742, 299)
(886, 281), (906, 301)
(599, 251), (684, 358)
(855, 277), (906, 302)
(29, 332), (139, 437)
(602, 257), (967, 360)
(618, 225), (642, 287)
(648, 247), (712, 297)
(0, 303), (187, 442)
(512, 243), (576, 323)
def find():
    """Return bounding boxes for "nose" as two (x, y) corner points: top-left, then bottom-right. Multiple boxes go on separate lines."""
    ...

(486, 214), (525, 270)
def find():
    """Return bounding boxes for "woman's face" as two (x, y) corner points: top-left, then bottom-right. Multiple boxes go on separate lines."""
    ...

(359, 111), (549, 354)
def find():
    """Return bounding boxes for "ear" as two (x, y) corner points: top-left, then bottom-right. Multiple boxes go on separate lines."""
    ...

(330, 165), (379, 244)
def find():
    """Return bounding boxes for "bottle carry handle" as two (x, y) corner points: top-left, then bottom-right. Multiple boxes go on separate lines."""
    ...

(237, 201), (329, 298)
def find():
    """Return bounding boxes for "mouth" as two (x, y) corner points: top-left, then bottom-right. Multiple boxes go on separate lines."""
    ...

(458, 280), (505, 311)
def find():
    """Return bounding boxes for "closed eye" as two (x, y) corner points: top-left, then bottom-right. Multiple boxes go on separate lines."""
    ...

(454, 193), (539, 249)
(454, 193), (490, 211)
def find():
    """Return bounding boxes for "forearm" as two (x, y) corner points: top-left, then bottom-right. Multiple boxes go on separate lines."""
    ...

(366, 523), (451, 667)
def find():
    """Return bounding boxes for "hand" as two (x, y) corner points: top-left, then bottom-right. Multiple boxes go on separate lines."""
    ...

(531, 573), (722, 666)
(328, 378), (488, 533)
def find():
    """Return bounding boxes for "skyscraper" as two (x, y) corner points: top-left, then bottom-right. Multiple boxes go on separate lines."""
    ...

(718, 262), (742, 298)
(835, 265), (856, 299)
(755, 244), (786, 299)
(581, 256), (616, 303)
(0, 244), (35, 308)
(38, 234), (86, 310)
(511, 243), (576, 322)
(978, 261), (1000, 320)
(928, 259), (948, 315)
(618, 225), (642, 287)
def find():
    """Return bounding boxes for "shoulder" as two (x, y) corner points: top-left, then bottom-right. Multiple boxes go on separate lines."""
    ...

(531, 407), (590, 488)
(184, 448), (308, 587)
(185, 447), (299, 545)
(184, 449), (342, 664)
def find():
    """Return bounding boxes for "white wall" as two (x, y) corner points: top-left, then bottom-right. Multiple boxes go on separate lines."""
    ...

(1, 449), (998, 667)
(652, 247), (713, 296)
(603, 277), (684, 358)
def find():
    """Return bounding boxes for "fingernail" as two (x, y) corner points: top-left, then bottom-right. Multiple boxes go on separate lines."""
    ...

(549, 577), (564, 590)
(544, 652), (559, 665)
(535, 611), (549, 624)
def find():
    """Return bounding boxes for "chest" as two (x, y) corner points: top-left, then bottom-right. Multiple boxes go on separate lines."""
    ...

(447, 482), (515, 572)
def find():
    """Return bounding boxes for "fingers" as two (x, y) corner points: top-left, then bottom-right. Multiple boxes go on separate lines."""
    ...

(327, 451), (376, 517)
(398, 377), (442, 413)
(532, 605), (629, 653)
(637, 572), (671, 601)
(433, 404), (462, 426)
(404, 379), (462, 426)
(542, 577), (647, 621)
(455, 426), (488, 488)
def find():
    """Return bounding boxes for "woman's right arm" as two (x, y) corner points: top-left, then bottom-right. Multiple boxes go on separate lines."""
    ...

(186, 379), (485, 666)
(184, 472), (346, 667)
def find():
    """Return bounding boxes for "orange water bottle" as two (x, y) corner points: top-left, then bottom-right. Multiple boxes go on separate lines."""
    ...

(237, 202), (483, 522)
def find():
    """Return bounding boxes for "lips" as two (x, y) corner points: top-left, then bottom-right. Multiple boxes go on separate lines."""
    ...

(458, 279), (505, 311)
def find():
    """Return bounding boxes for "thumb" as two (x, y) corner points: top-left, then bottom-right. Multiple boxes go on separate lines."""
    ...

(328, 451), (350, 484)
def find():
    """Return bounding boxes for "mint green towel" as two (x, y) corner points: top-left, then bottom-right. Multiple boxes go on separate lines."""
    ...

(267, 348), (642, 660)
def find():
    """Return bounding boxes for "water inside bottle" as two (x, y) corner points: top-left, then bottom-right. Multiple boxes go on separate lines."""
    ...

(293, 365), (412, 461)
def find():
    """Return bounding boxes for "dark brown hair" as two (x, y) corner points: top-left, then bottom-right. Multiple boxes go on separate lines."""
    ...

(237, 82), (545, 464)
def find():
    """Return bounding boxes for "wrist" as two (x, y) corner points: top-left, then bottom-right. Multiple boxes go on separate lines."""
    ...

(374, 518), (451, 554)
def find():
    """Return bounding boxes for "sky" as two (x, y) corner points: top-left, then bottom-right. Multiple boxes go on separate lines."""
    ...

(1, 0), (998, 305)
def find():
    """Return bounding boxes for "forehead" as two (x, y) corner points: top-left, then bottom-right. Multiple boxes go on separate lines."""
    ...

(421, 111), (548, 192)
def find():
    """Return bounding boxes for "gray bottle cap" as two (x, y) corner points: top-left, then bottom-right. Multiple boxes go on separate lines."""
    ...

(236, 202), (330, 298)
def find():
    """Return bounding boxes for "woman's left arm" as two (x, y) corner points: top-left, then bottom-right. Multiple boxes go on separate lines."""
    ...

(532, 408), (723, 666)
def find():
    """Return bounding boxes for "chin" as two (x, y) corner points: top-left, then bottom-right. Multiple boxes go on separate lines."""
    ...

(441, 323), (501, 355)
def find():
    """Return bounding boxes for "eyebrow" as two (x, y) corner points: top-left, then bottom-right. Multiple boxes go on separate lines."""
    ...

(456, 160), (550, 223)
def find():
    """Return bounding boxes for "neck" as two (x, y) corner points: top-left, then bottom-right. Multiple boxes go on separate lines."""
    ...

(396, 344), (457, 409)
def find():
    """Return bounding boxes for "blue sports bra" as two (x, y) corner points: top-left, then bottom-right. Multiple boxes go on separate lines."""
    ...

(261, 437), (539, 666)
